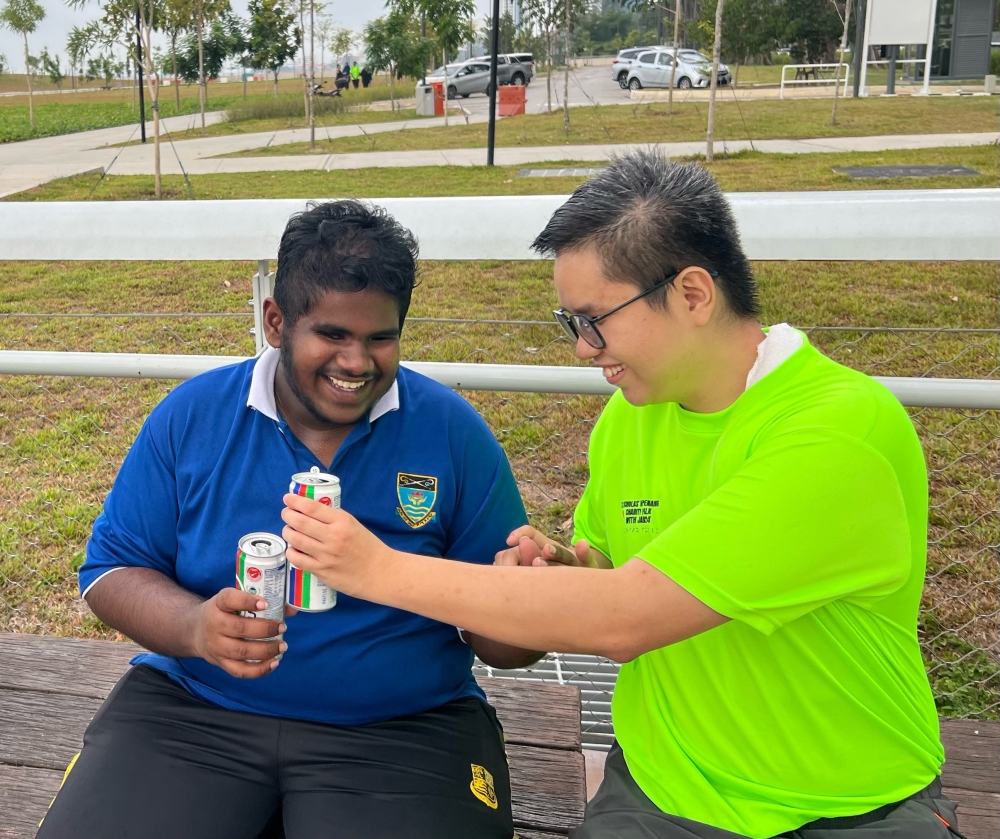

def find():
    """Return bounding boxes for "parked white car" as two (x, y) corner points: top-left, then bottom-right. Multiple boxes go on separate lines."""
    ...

(625, 48), (731, 90)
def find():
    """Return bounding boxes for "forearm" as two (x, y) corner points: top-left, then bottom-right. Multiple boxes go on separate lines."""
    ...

(85, 568), (203, 658)
(364, 552), (723, 661)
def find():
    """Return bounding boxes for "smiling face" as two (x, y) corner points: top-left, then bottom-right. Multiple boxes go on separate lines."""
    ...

(264, 288), (401, 430)
(554, 245), (716, 408)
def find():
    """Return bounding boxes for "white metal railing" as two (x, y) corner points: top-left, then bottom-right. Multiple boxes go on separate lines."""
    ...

(2, 192), (1000, 263)
(780, 63), (851, 99)
(1, 192), (998, 398)
(0, 352), (997, 409)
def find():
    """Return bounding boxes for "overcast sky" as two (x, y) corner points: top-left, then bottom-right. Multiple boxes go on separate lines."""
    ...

(1, 0), (493, 75)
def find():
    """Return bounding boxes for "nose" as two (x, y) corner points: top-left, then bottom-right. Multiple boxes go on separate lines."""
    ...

(576, 335), (600, 361)
(336, 341), (374, 377)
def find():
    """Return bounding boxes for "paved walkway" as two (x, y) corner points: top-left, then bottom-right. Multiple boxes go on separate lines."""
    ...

(1, 98), (997, 197)
(98, 131), (1000, 177)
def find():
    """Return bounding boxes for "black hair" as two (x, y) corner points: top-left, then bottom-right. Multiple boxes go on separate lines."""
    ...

(274, 200), (419, 329)
(531, 150), (760, 318)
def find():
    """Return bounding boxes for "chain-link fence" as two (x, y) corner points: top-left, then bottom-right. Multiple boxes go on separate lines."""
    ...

(1, 317), (997, 747)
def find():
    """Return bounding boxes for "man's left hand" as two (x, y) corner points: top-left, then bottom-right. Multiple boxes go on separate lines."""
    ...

(281, 493), (393, 596)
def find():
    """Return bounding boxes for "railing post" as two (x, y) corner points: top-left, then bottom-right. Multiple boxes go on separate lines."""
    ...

(251, 259), (274, 355)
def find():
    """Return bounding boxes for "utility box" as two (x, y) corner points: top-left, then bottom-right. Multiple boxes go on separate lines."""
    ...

(498, 85), (526, 116)
(415, 84), (435, 116)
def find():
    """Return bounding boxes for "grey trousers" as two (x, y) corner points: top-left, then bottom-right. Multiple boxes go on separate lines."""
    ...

(570, 742), (963, 839)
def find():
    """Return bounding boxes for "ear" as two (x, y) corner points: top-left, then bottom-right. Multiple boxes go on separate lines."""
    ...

(262, 297), (284, 349)
(674, 267), (717, 327)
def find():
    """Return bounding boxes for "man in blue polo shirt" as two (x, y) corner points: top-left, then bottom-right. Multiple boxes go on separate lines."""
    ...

(38, 200), (537, 839)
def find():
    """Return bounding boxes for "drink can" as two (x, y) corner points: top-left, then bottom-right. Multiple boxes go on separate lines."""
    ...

(289, 468), (341, 508)
(286, 468), (339, 612)
(236, 532), (286, 659)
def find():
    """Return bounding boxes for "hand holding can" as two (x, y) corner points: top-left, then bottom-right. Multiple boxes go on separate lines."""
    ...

(286, 469), (340, 612)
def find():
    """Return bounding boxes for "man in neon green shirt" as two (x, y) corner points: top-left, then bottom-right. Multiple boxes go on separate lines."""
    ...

(350, 61), (360, 88)
(280, 152), (960, 838)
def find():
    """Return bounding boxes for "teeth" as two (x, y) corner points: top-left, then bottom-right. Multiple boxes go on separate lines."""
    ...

(328, 376), (367, 391)
(602, 364), (626, 379)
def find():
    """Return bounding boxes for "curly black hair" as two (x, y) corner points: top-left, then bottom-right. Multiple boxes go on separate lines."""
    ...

(274, 200), (419, 330)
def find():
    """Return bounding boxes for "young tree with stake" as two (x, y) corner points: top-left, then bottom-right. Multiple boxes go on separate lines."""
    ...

(0, 0), (45, 128)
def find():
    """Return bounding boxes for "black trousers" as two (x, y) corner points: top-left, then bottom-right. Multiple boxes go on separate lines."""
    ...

(38, 665), (513, 839)
(572, 741), (965, 839)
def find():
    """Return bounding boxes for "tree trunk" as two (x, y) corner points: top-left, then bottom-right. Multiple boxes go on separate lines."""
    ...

(300, 0), (309, 121)
(197, 0), (206, 135)
(309, 0), (315, 149)
(442, 49), (448, 127)
(831, 0), (851, 125)
(705, 0), (725, 162)
(274, 68), (279, 97)
(545, 31), (552, 114)
(668, 0), (680, 113)
(562, 0), (570, 134)
(172, 33), (180, 110)
(23, 34), (34, 128)
(389, 64), (395, 111)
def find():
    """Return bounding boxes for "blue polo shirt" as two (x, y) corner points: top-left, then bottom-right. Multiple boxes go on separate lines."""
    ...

(80, 349), (527, 725)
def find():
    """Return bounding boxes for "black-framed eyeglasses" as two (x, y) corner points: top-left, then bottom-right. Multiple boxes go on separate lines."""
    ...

(553, 270), (717, 350)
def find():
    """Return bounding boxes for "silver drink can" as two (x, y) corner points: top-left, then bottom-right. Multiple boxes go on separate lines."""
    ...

(286, 468), (339, 612)
(236, 532), (286, 658)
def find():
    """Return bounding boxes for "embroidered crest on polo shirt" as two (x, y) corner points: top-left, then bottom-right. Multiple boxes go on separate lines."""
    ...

(470, 764), (498, 809)
(396, 473), (438, 529)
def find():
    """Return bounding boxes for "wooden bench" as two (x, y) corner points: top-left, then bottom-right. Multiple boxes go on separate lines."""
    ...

(0, 633), (586, 839)
(1, 634), (997, 839)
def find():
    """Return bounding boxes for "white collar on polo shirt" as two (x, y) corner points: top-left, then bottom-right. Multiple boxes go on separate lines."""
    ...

(247, 346), (400, 424)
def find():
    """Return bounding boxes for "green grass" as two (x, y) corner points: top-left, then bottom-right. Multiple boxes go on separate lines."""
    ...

(0, 80), (399, 145)
(215, 96), (1000, 157)
(7, 145), (997, 203)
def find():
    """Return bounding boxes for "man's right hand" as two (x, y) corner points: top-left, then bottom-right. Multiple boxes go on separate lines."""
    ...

(494, 526), (598, 568)
(190, 588), (287, 679)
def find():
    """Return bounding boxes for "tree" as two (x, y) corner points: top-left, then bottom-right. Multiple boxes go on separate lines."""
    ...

(67, 23), (97, 89)
(174, 10), (242, 83)
(403, 0), (476, 127)
(249, 0), (298, 97)
(830, 0), (850, 125)
(0, 0), (46, 128)
(364, 7), (433, 111)
(780, 0), (841, 64)
(193, 0), (230, 133)
(40, 47), (65, 87)
(161, 0), (194, 109)
(520, 0), (560, 113)
(0, 52), (7, 77)
(690, 0), (781, 82)
(481, 9), (515, 54)
(705, 0), (724, 162)
(86, 52), (120, 88)
(315, 14), (333, 78)
(70, 0), (168, 196)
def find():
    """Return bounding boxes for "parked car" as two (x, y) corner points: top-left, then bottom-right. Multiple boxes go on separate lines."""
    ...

(427, 60), (495, 98)
(611, 47), (653, 85)
(480, 54), (534, 86)
(677, 49), (731, 81)
(625, 48), (731, 90)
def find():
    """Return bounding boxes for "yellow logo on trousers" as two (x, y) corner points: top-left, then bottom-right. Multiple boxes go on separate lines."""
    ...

(470, 764), (498, 809)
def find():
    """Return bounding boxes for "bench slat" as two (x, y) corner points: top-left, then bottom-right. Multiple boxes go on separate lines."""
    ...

(944, 787), (1000, 839)
(508, 743), (586, 834)
(0, 689), (103, 771)
(480, 678), (581, 751)
(0, 633), (135, 699)
(0, 764), (63, 839)
(940, 720), (1000, 794)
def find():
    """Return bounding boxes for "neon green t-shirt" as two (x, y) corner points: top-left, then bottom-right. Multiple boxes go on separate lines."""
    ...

(573, 335), (943, 838)
(350, 64), (361, 80)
